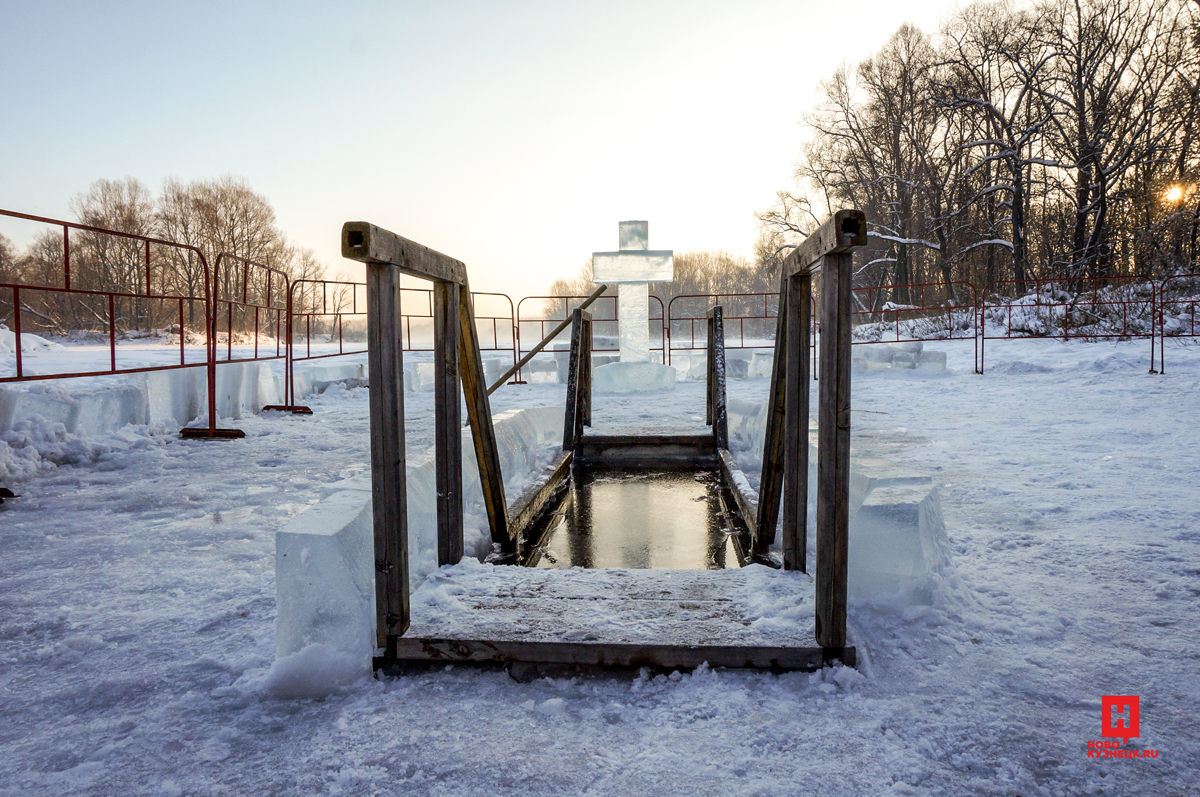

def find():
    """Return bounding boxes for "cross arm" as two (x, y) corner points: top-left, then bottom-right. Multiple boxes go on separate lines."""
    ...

(342, 221), (468, 285)
(782, 210), (867, 278)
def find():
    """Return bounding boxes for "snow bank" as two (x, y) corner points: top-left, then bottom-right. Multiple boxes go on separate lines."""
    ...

(0, 326), (64, 355)
(0, 360), (367, 438)
(274, 405), (566, 673)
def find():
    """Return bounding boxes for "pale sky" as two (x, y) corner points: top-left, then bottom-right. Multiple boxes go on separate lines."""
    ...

(0, 0), (952, 299)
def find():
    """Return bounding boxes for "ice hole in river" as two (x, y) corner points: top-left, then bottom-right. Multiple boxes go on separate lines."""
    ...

(522, 468), (744, 571)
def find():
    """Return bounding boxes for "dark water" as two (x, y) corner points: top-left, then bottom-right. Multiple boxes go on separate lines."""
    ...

(527, 469), (742, 570)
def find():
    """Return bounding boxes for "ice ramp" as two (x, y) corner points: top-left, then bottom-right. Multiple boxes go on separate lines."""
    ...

(388, 559), (848, 672)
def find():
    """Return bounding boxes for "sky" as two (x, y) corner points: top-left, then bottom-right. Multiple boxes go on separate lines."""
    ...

(0, 0), (953, 299)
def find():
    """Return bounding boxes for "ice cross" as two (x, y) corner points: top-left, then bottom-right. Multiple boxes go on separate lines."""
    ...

(591, 221), (674, 363)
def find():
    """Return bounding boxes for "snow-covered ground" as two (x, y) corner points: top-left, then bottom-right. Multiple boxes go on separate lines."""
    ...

(1, 337), (1198, 795)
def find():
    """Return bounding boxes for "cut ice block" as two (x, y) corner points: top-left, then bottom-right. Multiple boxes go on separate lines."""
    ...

(275, 488), (375, 660)
(592, 362), (676, 394)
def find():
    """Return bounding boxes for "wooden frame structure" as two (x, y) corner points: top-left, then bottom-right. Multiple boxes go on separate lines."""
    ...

(342, 222), (512, 658)
(349, 209), (865, 670)
(713, 209), (867, 649)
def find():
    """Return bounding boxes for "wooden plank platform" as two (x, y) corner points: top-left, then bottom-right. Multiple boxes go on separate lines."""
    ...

(384, 564), (854, 671)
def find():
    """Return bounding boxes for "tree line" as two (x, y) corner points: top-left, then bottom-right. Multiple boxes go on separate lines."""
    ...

(758, 0), (1199, 307)
(0, 176), (336, 338)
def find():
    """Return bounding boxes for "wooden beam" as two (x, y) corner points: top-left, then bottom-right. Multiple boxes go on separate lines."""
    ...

(488, 284), (608, 395)
(458, 284), (511, 549)
(707, 306), (729, 450)
(717, 448), (757, 540)
(434, 281), (463, 567)
(781, 273), (811, 572)
(815, 252), (853, 648)
(385, 638), (855, 671)
(507, 449), (573, 549)
(575, 434), (717, 469)
(341, 222), (467, 285)
(754, 277), (789, 556)
(365, 261), (409, 654)
(782, 210), (867, 278)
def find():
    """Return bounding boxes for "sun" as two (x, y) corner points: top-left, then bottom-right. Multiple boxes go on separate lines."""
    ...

(1165, 185), (1184, 203)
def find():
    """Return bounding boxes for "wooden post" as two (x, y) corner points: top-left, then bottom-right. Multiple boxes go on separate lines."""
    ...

(815, 253), (853, 649)
(707, 306), (728, 450)
(563, 308), (590, 450)
(458, 285), (511, 550)
(580, 313), (593, 428)
(781, 273), (811, 572)
(754, 277), (789, 557)
(434, 281), (463, 566)
(365, 261), (409, 655)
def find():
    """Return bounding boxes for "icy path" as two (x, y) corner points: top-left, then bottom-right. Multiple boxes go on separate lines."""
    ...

(1, 340), (1198, 795)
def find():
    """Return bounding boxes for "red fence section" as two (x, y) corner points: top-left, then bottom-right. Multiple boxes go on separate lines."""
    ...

(853, 281), (980, 373)
(0, 208), (232, 437)
(1158, 273), (1200, 374)
(666, 293), (780, 365)
(4, 202), (1196, 436)
(212, 252), (288, 366)
(272, 282), (516, 409)
(980, 276), (1157, 373)
(515, 294), (665, 381)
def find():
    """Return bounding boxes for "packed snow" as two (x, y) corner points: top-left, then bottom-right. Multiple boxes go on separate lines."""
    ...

(1, 336), (1198, 795)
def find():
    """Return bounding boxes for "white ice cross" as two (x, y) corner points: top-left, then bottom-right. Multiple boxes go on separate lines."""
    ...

(591, 221), (674, 363)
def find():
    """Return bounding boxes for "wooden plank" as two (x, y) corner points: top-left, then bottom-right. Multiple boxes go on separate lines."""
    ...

(708, 306), (729, 450)
(816, 252), (853, 649)
(458, 284), (511, 548)
(341, 221), (467, 285)
(575, 433), (716, 469)
(386, 638), (854, 671)
(754, 277), (788, 555)
(507, 449), (573, 546)
(434, 281), (463, 567)
(717, 448), (757, 540)
(781, 273), (811, 572)
(488, 284), (608, 394)
(782, 209), (867, 278)
(365, 261), (409, 654)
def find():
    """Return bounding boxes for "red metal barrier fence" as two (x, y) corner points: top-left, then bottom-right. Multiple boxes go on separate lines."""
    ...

(852, 281), (980, 374)
(3, 204), (1196, 433)
(212, 252), (289, 367)
(1158, 273), (1200, 374)
(980, 276), (1157, 373)
(269, 282), (516, 411)
(666, 292), (779, 365)
(515, 294), (665, 381)
(0, 208), (239, 438)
